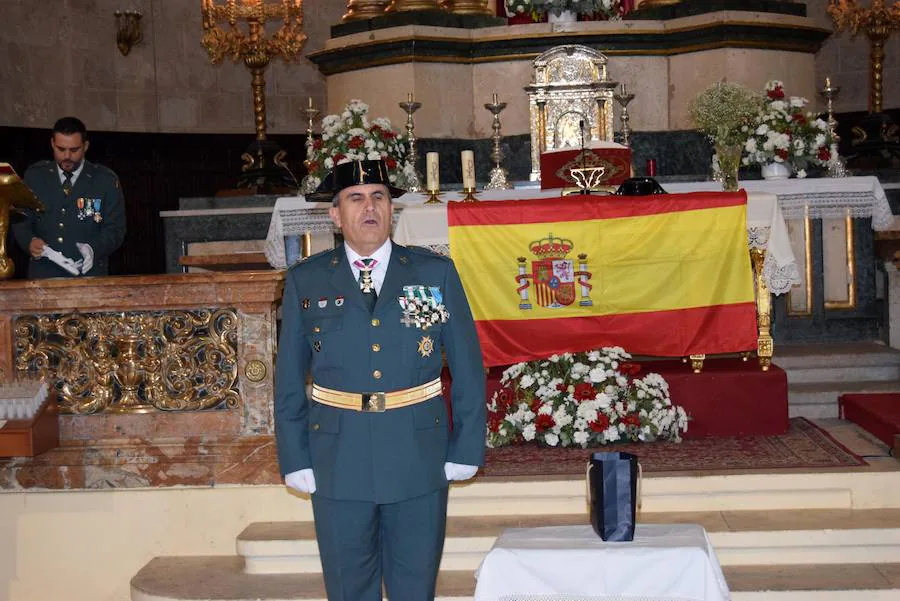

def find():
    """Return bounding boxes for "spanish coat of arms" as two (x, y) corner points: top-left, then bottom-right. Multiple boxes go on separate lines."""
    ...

(514, 233), (593, 310)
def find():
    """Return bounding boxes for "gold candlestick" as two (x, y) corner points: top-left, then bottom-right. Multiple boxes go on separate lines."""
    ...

(484, 93), (513, 191)
(425, 190), (443, 204)
(461, 187), (479, 202)
(201, 0), (307, 190)
(399, 93), (424, 193)
(301, 97), (320, 194)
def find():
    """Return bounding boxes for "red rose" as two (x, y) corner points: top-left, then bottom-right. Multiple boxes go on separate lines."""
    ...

(369, 124), (382, 133)
(348, 136), (365, 149)
(817, 146), (831, 161)
(386, 158), (398, 170)
(488, 410), (504, 432)
(619, 362), (641, 376)
(312, 138), (323, 150)
(767, 86), (784, 100)
(383, 131), (396, 140)
(306, 161), (319, 172)
(333, 153), (346, 163)
(792, 113), (807, 125)
(573, 382), (597, 402)
(535, 413), (555, 432)
(590, 414), (610, 432)
(556, 382), (568, 393)
(530, 397), (543, 413)
(775, 149), (789, 160)
(623, 413), (642, 427)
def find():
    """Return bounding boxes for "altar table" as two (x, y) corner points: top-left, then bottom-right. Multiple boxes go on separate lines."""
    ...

(474, 524), (731, 601)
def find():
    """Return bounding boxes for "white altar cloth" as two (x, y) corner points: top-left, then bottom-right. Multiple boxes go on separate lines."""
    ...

(391, 191), (800, 295)
(474, 524), (730, 601)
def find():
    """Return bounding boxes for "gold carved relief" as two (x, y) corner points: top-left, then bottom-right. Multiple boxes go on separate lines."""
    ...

(14, 309), (240, 414)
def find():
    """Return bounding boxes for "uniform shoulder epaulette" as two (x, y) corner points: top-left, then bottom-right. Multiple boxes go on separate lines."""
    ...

(27, 160), (54, 173)
(286, 247), (334, 272)
(403, 244), (451, 261)
(91, 163), (119, 180)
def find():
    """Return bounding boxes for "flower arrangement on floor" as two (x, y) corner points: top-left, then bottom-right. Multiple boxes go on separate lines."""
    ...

(486, 347), (689, 448)
(741, 80), (834, 179)
(301, 99), (414, 194)
(689, 82), (762, 191)
(533, 0), (620, 18)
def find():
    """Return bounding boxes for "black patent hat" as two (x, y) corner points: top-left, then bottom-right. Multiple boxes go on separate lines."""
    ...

(308, 159), (407, 202)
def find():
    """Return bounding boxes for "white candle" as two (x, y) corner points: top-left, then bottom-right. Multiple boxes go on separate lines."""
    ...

(426, 152), (440, 191)
(408, 92), (414, 103)
(461, 150), (476, 189)
(492, 92), (498, 104)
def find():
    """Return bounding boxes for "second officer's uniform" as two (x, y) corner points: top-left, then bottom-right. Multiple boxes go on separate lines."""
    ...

(12, 159), (126, 279)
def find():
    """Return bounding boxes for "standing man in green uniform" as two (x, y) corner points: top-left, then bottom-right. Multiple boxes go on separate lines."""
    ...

(12, 116), (126, 279)
(274, 158), (486, 601)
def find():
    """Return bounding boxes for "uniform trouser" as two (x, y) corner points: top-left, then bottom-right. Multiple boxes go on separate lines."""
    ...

(311, 487), (449, 601)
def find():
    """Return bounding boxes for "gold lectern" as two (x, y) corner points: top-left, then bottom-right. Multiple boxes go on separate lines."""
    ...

(0, 163), (44, 280)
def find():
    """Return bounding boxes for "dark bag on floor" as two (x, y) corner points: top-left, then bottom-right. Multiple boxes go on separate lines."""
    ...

(587, 451), (640, 542)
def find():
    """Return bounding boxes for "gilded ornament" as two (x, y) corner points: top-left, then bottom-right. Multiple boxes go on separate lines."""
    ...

(245, 359), (267, 382)
(417, 335), (435, 358)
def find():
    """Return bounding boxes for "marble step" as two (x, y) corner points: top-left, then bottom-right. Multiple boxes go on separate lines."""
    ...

(130, 557), (900, 601)
(236, 509), (900, 575)
(788, 380), (900, 419)
(775, 343), (900, 371)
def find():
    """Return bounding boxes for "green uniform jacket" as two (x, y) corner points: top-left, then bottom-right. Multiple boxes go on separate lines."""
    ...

(12, 160), (126, 279)
(274, 242), (487, 504)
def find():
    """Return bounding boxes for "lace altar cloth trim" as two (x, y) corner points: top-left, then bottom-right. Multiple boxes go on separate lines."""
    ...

(747, 225), (800, 295)
(778, 191), (893, 229)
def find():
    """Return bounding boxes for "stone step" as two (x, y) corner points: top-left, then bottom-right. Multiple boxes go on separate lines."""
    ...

(236, 509), (900, 575)
(775, 343), (900, 370)
(785, 365), (900, 385)
(788, 381), (900, 419)
(130, 557), (900, 601)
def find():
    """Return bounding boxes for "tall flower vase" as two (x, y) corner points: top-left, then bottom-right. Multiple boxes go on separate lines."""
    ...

(714, 143), (742, 192)
(761, 162), (791, 180)
(547, 9), (577, 23)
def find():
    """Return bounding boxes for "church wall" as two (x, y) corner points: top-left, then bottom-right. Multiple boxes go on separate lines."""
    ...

(0, 0), (342, 134)
(2, 2), (897, 135)
(668, 49), (818, 131)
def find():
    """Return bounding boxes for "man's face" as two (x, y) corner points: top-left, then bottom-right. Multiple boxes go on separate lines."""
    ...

(329, 183), (392, 256)
(51, 132), (88, 172)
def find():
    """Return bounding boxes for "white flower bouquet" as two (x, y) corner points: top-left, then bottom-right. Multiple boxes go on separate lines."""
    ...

(741, 80), (834, 178)
(302, 99), (415, 193)
(487, 347), (688, 448)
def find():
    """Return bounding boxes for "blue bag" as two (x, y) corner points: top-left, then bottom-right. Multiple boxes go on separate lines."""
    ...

(587, 451), (641, 542)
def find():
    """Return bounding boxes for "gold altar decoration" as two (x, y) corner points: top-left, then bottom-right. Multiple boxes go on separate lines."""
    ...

(749, 248), (774, 371)
(386, 0), (442, 12)
(201, 0), (306, 183)
(14, 309), (240, 414)
(441, 0), (493, 14)
(826, 0), (900, 114)
(0, 164), (44, 280)
(525, 45), (618, 182)
(343, 0), (391, 21)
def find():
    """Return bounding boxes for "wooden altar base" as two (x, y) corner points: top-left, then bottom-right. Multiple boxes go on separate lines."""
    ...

(839, 393), (900, 449)
(477, 357), (790, 439)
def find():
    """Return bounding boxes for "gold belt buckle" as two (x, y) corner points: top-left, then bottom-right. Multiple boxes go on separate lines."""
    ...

(362, 392), (386, 412)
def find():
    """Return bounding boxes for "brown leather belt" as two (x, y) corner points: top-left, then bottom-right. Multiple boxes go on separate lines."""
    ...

(311, 378), (443, 413)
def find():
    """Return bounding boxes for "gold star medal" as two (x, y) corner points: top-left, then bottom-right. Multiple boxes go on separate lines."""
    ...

(417, 335), (434, 358)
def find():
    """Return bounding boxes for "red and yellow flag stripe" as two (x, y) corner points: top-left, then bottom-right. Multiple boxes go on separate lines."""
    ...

(448, 192), (758, 366)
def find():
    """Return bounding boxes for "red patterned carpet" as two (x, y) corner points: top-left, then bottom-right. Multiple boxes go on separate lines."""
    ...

(482, 418), (865, 476)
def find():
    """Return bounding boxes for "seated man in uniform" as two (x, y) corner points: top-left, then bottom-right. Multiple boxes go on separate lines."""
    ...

(12, 116), (126, 278)
(274, 158), (486, 601)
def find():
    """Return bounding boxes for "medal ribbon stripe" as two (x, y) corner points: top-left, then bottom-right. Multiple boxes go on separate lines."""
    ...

(447, 193), (757, 366)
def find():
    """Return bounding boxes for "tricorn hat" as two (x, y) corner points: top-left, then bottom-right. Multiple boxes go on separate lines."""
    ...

(308, 159), (406, 202)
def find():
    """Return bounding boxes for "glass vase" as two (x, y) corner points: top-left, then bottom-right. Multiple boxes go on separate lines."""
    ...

(714, 143), (742, 192)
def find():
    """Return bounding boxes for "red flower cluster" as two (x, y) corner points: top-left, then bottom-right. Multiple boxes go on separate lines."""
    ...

(776, 148), (789, 160)
(618, 362), (641, 376)
(348, 136), (365, 149)
(573, 382), (597, 401)
(622, 413), (642, 428)
(767, 84), (785, 100)
(590, 414), (610, 432)
(535, 413), (555, 432)
(817, 146), (831, 162)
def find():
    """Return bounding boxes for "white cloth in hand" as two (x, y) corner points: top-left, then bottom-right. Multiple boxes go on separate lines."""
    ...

(284, 468), (316, 494)
(40, 245), (82, 276)
(444, 462), (478, 481)
(76, 243), (94, 274)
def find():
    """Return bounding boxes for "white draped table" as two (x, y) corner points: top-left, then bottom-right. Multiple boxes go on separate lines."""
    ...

(391, 189), (801, 295)
(474, 524), (731, 601)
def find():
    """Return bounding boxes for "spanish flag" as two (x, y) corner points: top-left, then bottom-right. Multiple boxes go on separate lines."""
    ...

(448, 192), (758, 366)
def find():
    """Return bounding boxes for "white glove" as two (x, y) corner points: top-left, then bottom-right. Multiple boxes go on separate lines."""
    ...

(284, 468), (316, 494)
(76, 243), (94, 274)
(444, 462), (478, 482)
(40, 245), (82, 276)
